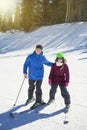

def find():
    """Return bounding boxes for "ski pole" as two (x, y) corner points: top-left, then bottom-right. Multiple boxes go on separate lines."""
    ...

(13, 77), (25, 107)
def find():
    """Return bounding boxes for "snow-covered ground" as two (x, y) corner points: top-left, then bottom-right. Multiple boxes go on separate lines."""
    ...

(0, 22), (87, 130)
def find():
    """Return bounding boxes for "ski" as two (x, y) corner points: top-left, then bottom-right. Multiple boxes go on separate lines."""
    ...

(9, 108), (34, 118)
(30, 102), (46, 110)
(63, 108), (70, 124)
(9, 103), (46, 118)
(64, 113), (69, 124)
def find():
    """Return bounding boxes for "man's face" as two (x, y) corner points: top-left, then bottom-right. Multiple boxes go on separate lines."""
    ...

(35, 48), (42, 55)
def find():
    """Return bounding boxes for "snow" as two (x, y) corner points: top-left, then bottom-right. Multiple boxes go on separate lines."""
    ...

(0, 22), (87, 130)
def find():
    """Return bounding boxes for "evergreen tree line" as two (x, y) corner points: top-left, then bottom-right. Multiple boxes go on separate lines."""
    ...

(0, 0), (87, 32)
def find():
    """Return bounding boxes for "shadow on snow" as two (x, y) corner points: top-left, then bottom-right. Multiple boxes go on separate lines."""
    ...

(0, 104), (65, 130)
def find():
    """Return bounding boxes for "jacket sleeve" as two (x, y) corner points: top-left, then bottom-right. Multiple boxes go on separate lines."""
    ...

(49, 64), (54, 80)
(42, 56), (53, 66)
(23, 56), (30, 74)
(65, 64), (70, 83)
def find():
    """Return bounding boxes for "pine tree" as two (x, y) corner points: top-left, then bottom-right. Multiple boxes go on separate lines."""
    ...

(14, 3), (22, 30)
(21, 0), (34, 31)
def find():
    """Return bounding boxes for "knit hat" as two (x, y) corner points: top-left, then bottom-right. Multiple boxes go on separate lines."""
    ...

(56, 52), (64, 58)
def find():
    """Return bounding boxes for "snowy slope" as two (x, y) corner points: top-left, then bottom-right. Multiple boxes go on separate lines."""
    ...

(0, 22), (87, 130)
(0, 22), (87, 56)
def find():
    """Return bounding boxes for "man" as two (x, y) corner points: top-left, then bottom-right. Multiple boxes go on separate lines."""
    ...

(23, 44), (53, 109)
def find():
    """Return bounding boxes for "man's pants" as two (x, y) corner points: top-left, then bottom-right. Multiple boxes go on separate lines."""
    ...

(28, 79), (42, 103)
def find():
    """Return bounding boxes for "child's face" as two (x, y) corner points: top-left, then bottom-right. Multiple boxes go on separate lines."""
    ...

(56, 58), (63, 66)
(56, 58), (63, 63)
(35, 48), (42, 55)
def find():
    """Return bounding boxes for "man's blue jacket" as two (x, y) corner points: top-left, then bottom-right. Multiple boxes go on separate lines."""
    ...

(23, 51), (53, 80)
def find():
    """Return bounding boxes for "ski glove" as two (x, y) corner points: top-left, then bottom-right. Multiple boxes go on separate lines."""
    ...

(65, 82), (68, 87)
(48, 79), (52, 85)
(24, 73), (27, 78)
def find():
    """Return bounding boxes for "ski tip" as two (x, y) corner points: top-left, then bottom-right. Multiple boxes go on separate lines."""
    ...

(63, 120), (69, 124)
(9, 112), (14, 118)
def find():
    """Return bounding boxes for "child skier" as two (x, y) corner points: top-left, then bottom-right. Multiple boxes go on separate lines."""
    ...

(48, 52), (71, 109)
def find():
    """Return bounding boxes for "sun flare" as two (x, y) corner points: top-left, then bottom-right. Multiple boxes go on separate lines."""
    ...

(0, 0), (17, 15)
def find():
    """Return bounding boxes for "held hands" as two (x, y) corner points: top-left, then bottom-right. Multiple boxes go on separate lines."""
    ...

(48, 79), (52, 85)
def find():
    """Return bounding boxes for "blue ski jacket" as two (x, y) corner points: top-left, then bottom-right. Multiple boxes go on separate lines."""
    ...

(23, 51), (53, 80)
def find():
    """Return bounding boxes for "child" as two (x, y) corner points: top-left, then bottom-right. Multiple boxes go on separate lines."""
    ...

(48, 52), (71, 109)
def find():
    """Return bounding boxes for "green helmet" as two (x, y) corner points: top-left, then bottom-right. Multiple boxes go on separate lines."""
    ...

(56, 52), (64, 58)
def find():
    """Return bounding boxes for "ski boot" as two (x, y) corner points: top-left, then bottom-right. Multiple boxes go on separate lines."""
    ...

(65, 104), (70, 113)
(30, 101), (46, 109)
(47, 99), (55, 105)
(25, 98), (35, 106)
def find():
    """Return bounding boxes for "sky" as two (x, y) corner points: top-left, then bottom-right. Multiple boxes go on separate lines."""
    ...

(0, 22), (87, 130)
(0, 0), (20, 17)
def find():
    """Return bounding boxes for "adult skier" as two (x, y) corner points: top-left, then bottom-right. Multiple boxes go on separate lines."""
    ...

(23, 44), (53, 109)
